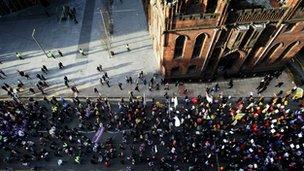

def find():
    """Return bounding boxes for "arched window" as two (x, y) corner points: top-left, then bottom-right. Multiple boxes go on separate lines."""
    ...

(260, 43), (281, 64)
(174, 36), (186, 59)
(284, 23), (296, 33)
(191, 34), (206, 59)
(206, 0), (217, 13)
(273, 41), (299, 63)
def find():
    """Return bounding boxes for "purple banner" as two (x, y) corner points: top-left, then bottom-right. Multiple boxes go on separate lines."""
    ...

(92, 126), (104, 144)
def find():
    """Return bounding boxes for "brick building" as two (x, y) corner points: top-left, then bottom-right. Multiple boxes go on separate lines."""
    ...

(0, 0), (49, 16)
(147, 0), (304, 80)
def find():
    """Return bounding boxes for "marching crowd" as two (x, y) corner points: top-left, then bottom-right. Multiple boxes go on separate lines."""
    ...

(0, 50), (304, 170)
(0, 78), (303, 170)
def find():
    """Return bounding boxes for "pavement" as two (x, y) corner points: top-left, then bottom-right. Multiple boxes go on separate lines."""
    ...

(0, 0), (299, 100)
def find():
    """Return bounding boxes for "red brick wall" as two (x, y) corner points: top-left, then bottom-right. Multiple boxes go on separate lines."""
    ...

(163, 28), (217, 76)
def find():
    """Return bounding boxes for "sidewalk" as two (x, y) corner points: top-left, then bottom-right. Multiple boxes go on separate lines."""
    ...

(0, 0), (297, 99)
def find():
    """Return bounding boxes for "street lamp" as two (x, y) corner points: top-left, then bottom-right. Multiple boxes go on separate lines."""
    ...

(99, 9), (112, 58)
(32, 28), (48, 58)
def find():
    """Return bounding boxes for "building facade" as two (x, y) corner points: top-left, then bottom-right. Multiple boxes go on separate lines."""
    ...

(148, 0), (304, 80)
(0, 0), (49, 16)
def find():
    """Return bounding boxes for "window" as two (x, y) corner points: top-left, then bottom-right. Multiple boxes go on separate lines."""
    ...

(191, 34), (206, 59)
(285, 23), (295, 33)
(235, 32), (244, 42)
(174, 36), (186, 59)
(251, 31), (259, 40)
(274, 41), (299, 63)
(260, 43), (281, 64)
(206, 0), (217, 13)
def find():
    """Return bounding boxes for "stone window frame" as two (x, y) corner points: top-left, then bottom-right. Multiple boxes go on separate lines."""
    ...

(191, 33), (207, 59)
(260, 43), (283, 64)
(284, 23), (296, 33)
(272, 41), (300, 63)
(173, 35), (187, 59)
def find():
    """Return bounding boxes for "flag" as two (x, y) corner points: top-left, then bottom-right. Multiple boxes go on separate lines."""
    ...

(293, 87), (303, 100)
(234, 113), (245, 120)
(173, 97), (178, 108)
(174, 116), (181, 127)
(143, 93), (146, 106)
(231, 113), (245, 125)
(206, 92), (213, 103)
(92, 126), (104, 144)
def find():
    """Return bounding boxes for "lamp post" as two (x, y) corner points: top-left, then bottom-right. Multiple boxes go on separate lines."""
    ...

(100, 9), (112, 58)
(32, 28), (48, 58)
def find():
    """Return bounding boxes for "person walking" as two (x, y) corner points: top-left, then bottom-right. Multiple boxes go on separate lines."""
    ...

(78, 49), (86, 56)
(48, 51), (55, 59)
(228, 79), (233, 89)
(42, 65), (48, 71)
(41, 65), (48, 74)
(139, 71), (144, 79)
(17, 79), (24, 90)
(41, 67), (47, 74)
(58, 62), (64, 69)
(102, 75), (106, 81)
(94, 88), (99, 94)
(164, 83), (169, 90)
(156, 83), (160, 90)
(150, 77), (154, 86)
(0, 69), (7, 77)
(135, 83), (140, 92)
(16, 52), (24, 60)
(275, 82), (284, 87)
(41, 75), (46, 80)
(29, 87), (35, 94)
(99, 78), (104, 85)
(17, 70), (25, 77)
(118, 83), (123, 90)
(104, 72), (109, 79)
(97, 65), (102, 72)
(125, 76), (129, 84)
(36, 74), (43, 80)
(106, 80), (111, 87)
(58, 50), (63, 57)
(126, 44), (130, 51)
(213, 83), (220, 92)
(71, 86), (79, 93)
(64, 76), (69, 87)
(24, 73), (31, 80)
(38, 86), (46, 95)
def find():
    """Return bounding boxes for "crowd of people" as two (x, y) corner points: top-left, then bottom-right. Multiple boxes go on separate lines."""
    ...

(0, 49), (304, 170)
(0, 80), (303, 170)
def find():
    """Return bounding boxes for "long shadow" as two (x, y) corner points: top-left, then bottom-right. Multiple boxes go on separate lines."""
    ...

(110, 37), (150, 49)
(1, 62), (31, 70)
(102, 62), (133, 71)
(65, 60), (90, 69)
(113, 44), (152, 56)
(110, 33), (150, 45)
(0, 50), (45, 63)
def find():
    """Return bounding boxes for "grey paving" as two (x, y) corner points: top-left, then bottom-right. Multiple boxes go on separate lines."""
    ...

(0, 0), (298, 100)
